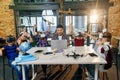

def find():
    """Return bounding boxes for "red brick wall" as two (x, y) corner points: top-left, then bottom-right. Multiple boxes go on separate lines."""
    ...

(108, 1), (120, 48)
(0, 0), (15, 38)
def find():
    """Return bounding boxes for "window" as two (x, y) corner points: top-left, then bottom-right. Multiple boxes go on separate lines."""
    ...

(65, 16), (87, 34)
(16, 10), (57, 36)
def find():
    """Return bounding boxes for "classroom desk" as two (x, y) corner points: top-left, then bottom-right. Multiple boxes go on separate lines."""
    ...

(17, 46), (106, 80)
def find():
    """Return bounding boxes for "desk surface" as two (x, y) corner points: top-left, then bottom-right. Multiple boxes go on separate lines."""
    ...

(18, 46), (106, 65)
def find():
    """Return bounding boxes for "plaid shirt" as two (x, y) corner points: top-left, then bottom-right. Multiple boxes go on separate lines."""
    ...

(33, 32), (50, 47)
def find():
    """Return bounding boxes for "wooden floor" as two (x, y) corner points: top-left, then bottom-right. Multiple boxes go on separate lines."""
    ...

(0, 56), (120, 80)
(33, 64), (120, 80)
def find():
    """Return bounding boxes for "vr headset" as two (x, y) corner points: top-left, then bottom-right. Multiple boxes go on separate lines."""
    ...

(6, 36), (15, 43)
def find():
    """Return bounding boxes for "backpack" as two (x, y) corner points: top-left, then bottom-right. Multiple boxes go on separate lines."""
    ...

(104, 45), (113, 70)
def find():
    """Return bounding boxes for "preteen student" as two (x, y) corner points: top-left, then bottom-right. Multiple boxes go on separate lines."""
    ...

(74, 32), (86, 46)
(17, 32), (33, 80)
(96, 32), (112, 70)
(32, 23), (51, 79)
(0, 36), (22, 80)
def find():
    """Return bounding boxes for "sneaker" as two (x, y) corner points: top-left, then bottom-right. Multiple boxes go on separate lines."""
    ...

(86, 76), (94, 80)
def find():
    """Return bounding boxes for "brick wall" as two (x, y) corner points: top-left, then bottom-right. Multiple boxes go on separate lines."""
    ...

(108, 0), (120, 47)
(0, 0), (15, 38)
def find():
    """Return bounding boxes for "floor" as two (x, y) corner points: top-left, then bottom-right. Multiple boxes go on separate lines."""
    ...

(0, 55), (120, 80)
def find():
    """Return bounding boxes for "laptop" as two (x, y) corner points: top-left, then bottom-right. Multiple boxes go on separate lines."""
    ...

(51, 40), (67, 50)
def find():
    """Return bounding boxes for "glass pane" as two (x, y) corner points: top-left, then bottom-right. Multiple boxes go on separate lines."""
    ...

(91, 23), (99, 33)
(16, 9), (57, 36)
(37, 16), (57, 33)
(42, 10), (54, 16)
(65, 16), (87, 34)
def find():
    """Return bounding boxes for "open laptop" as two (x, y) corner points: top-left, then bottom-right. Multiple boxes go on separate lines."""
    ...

(51, 40), (67, 50)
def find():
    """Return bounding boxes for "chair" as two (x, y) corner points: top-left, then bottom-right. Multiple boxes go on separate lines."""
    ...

(98, 63), (110, 80)
(99, 69), (109, 80)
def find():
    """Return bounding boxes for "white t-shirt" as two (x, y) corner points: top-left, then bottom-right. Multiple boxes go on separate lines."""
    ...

(58, 36), (62, 40)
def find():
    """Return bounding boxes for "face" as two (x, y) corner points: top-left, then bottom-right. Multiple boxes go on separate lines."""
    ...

(20, 34), (27, 41)
(101, 37), (107, 43)
(56, 28), (64, 36)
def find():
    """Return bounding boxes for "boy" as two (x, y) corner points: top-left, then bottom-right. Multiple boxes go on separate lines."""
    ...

(0, 36), (22, 80)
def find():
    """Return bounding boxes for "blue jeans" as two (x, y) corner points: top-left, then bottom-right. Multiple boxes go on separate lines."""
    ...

(8, 59), (29, 80)
(85, 64), (95, 77)
(8, 59), (22, 80)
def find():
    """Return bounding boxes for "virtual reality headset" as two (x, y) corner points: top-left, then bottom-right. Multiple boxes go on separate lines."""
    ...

(6, 36), (15, 43)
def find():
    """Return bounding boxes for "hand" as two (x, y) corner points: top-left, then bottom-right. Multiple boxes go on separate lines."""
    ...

(34, 24), (37, 28)
(0, 49), (3, 56)
(12, 61), (16, 65)
(97, 40), (103, 46)
(102, 19), (106, 28)
(85, 33), (90, 36)
(26, 33), (31, 38)
(48, 22), (51, 26)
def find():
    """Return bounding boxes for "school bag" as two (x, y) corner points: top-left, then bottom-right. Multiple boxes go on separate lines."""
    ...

(104, 45), (113, 70)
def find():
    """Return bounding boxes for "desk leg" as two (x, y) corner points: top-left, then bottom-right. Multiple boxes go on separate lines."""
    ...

(94, 64), (98, 80)
(32, 64), (35, 77)
(31, 64), (37, 80)
(22, 65), (26, 80)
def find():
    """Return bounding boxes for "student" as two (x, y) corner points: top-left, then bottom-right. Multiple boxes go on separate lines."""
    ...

(83, 32), (101, 79)
(74, 32), (85, 46)
(0, 36), (22, 80)
(32, 24), (51, 79)
(17, 32), (33, 46)
(96, 32), (112, 70)
(17, 33), (32, 80)
(33, 24), (50, 47)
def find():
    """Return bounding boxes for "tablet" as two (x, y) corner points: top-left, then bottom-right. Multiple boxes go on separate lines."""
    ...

(34, 50), (43, 53)
(43, 52), (53, 55)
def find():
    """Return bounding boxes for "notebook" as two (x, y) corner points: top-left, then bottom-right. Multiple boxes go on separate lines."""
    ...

(51, 40), (67, 50)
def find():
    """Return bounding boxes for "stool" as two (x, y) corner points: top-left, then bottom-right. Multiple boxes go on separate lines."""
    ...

(99, 70), (109, 80)
(103, 71), (109, 80)
(3, 56), (14, 80)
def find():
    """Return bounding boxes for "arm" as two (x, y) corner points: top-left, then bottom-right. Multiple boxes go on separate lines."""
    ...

(16, 47), (21, 52)
(102, 19), (106, 29)
(85, 32), (98, 41)
(47, 22), (51, 32)
(69, 23), (75, 38)
(26, 34), (33, 43)
(0, 48), (4, 56)
(17, 37), (21, 45)
(33, 24), (37, 36)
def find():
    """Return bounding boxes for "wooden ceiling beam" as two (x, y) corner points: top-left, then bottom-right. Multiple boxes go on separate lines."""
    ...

(63, 0), (111, 10)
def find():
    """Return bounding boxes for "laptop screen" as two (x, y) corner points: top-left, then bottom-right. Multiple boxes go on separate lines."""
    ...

(51, 40), (67, 50)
